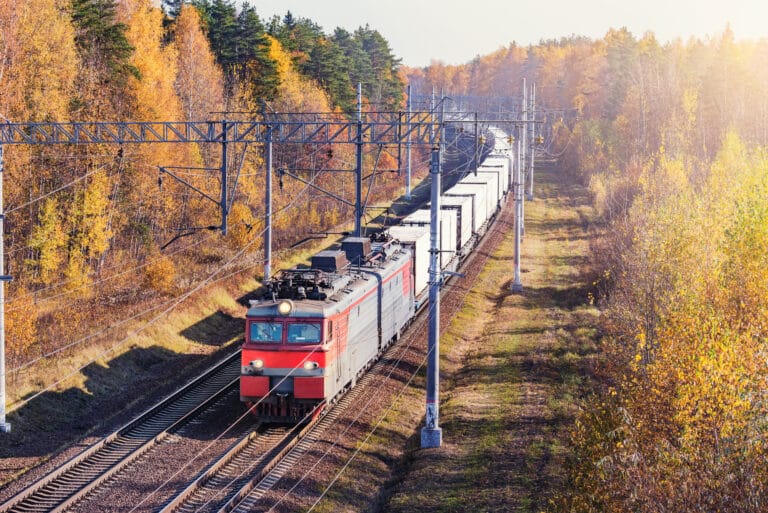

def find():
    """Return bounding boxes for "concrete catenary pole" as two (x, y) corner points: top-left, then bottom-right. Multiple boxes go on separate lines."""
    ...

(421, 146), (443, 448)
(405, 84), (412, 201)
(527, 84), (536, 201)
(355, 83), (363, 236)
(520, 81), (527, 238)
(421, 96), (444, 449)
(511, 129), (523, 293)
(264, 124), (273, 281)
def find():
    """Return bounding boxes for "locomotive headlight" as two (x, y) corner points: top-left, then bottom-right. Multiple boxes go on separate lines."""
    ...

(251, 359), (264, 369)
(303, 361), (319, 371)
(277, 300), (293, 316)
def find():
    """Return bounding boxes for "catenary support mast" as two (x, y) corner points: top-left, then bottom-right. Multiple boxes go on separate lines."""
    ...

(528, 84), (536, 200)
(422, 96), (445, 448)
(406, 84), (413, 200)
(0, 145), (10, 433)
(264, 124), (273, 281)
(355, 84), (364, 236)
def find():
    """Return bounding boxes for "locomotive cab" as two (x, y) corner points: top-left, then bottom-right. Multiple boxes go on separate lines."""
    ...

(241, 301), (334, 422)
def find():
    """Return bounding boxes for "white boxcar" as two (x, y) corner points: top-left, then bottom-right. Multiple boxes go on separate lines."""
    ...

(445, 183), (489, 234)
(437, 195), (473, 253)
(386, 225), (430, 300)
(479, 155), (511, 196)
(401, 208), (458, 270)
(460, 172), (499, 213)
(468, 168), (502, 207)
(488, 127), (512, 152)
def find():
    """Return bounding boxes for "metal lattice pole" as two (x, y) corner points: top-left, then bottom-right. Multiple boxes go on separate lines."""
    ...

(220, 120), (229, 235)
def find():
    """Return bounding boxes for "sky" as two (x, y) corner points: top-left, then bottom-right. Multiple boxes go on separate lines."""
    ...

(245, 0), (768, 67)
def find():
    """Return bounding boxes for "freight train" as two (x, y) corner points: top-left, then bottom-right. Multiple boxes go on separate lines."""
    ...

(240, 127), (513, 421)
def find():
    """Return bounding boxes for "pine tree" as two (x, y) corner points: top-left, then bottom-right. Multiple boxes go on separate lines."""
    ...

(306, 37), (355, 112)
(193, 0), (239, 69)
(332, 28), (373, 111)
(162, 0), (184, 18)
(237, 3), (279, 101)
(193, 0), (279, 100)
(354, 25), (403, 109)
(71, 0), (140, 86)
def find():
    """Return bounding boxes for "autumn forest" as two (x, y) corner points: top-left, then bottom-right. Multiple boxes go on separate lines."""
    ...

(2, 0), (768, 509)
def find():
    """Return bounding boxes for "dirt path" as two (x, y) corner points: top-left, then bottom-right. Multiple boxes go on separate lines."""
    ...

(380, 160), (599, 512)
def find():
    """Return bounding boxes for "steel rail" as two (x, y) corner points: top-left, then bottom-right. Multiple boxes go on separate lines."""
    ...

(0, 352), (241, 513)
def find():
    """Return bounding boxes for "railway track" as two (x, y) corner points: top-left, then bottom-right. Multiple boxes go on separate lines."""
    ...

(232, 179), (511, 512)
(0, 353), (241, 513)
(160, 332), (420, 513)
(157, 423), (292, 513)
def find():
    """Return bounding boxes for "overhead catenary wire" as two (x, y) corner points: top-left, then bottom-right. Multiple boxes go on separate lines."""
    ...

(124, 168), (357, 512)
(133, 279), (431, 513)
(126, 144), (437, 512)
(8, 224), (266, 411)
(65, 110), (499, 507)
(5, 230), (218, 310)
(305, 342), (430, 512)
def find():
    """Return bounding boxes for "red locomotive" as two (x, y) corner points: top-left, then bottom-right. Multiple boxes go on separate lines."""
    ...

(240, 236), (415, 421)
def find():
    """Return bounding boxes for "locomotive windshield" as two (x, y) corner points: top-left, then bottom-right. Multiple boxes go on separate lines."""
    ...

(250, 322), (283, 343)
(287, 323), (322, 344)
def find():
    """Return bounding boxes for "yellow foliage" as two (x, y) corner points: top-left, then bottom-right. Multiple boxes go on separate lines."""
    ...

(78, 171), (113, 260)
(174, 4), (224, 120)
(27, 197), (67, 286)
(64, 246), (92, 295)
(226, 203), (257, 250)
(6, 286), (38, 367)
(119, 0), (181, 121)
(143, 254), (176, 294)
(0, 0), (78, 121)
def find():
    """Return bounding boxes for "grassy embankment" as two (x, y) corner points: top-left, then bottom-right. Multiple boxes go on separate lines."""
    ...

(311, 160), (600, 512)
(390, 160), (599, 511)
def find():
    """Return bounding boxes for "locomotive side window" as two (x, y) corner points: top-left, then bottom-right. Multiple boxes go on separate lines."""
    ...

(287, 323), (322, 343)
(250, 322), (283, 343)
(327, 320), (333, 341)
